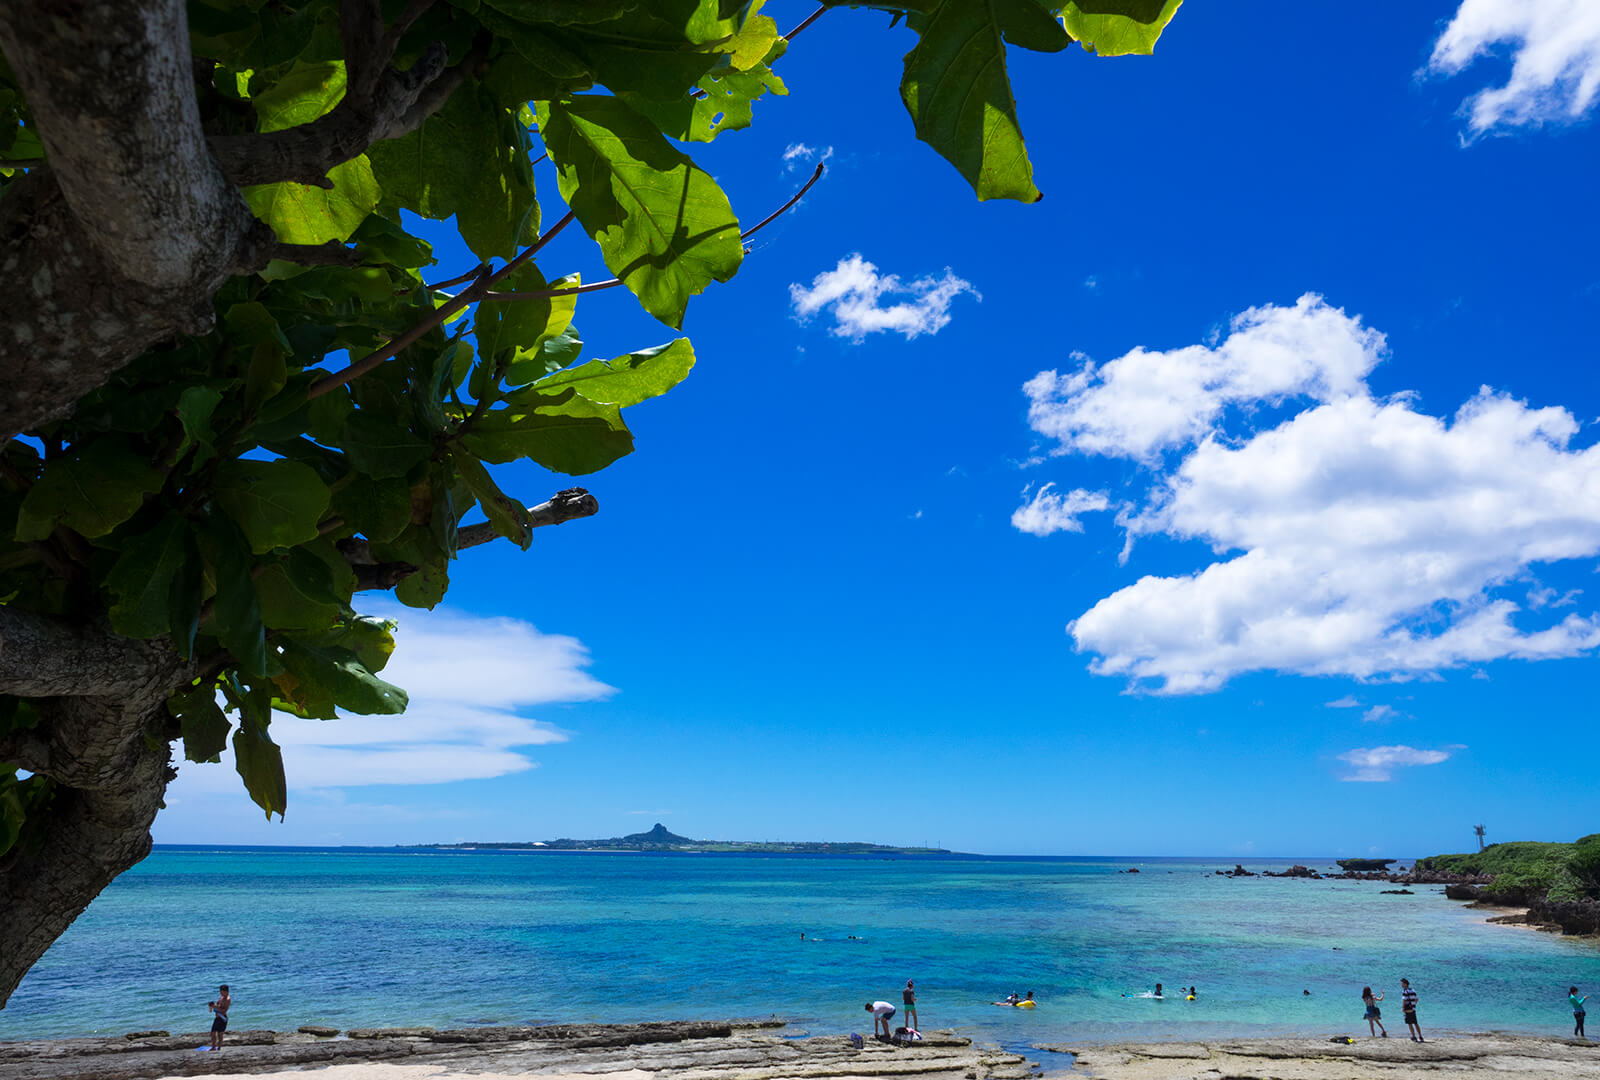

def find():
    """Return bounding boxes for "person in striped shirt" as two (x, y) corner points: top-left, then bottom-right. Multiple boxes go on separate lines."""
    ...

(1400, 978), (1423, 1042)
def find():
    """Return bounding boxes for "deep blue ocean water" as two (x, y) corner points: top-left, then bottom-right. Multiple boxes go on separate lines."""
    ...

(3, 848), (1597, 1045)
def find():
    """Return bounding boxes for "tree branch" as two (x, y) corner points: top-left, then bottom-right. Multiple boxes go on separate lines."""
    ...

(0, 608), (186, 699)
(209, 41), (450, 188)
(308, 209), (578, 398)
(337, 488), (598, 591)
(276, 241), (362, 267)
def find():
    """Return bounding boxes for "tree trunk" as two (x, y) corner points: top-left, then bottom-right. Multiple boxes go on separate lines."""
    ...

(0, 704), (175, 1005)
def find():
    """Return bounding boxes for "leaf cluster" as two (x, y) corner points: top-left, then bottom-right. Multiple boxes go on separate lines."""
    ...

(0, 0), (1180, 841)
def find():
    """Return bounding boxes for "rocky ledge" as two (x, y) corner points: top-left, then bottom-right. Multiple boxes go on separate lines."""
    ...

(0, 1020), (1044, 1080)
(1048, 1034), (1600, 1079)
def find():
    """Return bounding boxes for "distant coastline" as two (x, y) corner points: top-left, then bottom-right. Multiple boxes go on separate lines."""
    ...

(419, 822), (955, 856)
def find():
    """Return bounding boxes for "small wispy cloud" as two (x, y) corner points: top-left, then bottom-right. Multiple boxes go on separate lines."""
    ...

(1362, 704), (1398, 723)
(782, 142), (834, 172)
(790, 254), (978, 342)
(1011, 483), (1111, 537)
(1326, 696), (1361, 708)
(1338, 744), (1454, 782)
(1083, 275), (1100, 291)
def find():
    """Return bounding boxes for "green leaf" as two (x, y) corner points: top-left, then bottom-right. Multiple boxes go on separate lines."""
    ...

(531, 338), (695, 408)
(15, 439), (163, 541)
(170, 682), (231, 764)
(506, 323), (585, 387)
(298, 615), (397, 674)
(105, 517), (190, 639)
(538, 95), (743, 328)
(232, 708), (287, 820)
(177, 385), (225, 451)
(1060, 0), (1183, 56)
(367, 83), (538, 260)
(242, 62), (381, 243)
(331, 475), (413, 543)
(475, 267), (579, 364)
(256, 545), (344, 631)
(198, 514), (272, 678)
(456, 454), (535, 549)
(214, 459), (332, 554)
(278, 639), (409, 715)
(461, 395), (633, 475)
(900, 0), (1068, 203)
(339, 409), (433, 479)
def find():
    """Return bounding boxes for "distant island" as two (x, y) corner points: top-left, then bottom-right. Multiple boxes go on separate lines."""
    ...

(424, 822), (953, 855)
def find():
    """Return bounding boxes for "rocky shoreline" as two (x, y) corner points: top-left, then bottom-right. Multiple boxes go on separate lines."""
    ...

(1054, 1034), (1600, 1079)
(0, 1020), (1044, 1080)
(1211, 861), (1600, 939)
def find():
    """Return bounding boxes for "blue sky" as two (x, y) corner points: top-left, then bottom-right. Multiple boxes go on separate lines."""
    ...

(157, 1), (1600, 857)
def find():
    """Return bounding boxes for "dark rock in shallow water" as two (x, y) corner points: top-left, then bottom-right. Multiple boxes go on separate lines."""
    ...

(1446, 883), (1482, 900)
(296, 1026), (339, 1038)
(121, 1033), (167, 1041)
(1336, 858), (1395, 872)
(1380, 889), (1414, 895)
(348, 1028), (437, 1039)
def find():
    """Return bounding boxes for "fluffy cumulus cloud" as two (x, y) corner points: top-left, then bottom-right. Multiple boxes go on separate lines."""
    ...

(167, 607), (614, 797)
(790, 254), (978, 342)
(1017, 296), (1600, 693)
(1429, 0), (1600, 135)
(1011, 483), (1110, 537)
(1338, 745), (1454, 783)
(1023, 295), (1384, 462)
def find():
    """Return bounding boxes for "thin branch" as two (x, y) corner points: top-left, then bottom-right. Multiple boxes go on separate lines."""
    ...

(482, 169), (825, 304)
(785, 5), (829, 41)
(307, 210), (578, 398)
(276, 241), (361, 267)
(741, 161), (824, 240)
(426, 262), (488, 290)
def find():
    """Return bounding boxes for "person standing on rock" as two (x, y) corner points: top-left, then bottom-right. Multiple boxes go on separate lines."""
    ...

(1400, 979), (1422, 1042)
(865, 999), (896, 1039)
(902, 980), (918, 1032)
(1571, 986), (1588, 1038)
(207, 984), (231, 1050)
(1361, 986), (1386, 1038)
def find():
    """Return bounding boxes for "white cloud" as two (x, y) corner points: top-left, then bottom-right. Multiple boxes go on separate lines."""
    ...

(1326, 696), (1361, 708)
(790, 254), (978, 342)
(1020, 297), (1600, 694)
(1011, 483), (1110, 537)
(1024, 295), (1384, 462)
(1362, 705), (1398, 724)
(1428, 0), (1600, 135)
(782, 142), (833, 171)
(167, 607), (614, 797)
(1338, 744), (1454, 782)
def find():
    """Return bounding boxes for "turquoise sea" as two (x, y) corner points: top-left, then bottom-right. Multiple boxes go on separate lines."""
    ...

(3, 848), (1597, 1046)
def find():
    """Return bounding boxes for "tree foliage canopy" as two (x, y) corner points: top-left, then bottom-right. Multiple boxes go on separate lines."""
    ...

(0, 0), (1179, 1005)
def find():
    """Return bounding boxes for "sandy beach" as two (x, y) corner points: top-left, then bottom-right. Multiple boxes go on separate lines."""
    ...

(5, 1021), (1600, 1080)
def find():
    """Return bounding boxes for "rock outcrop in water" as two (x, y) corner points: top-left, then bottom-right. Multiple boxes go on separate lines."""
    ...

(0, 1020), (1042, 1080)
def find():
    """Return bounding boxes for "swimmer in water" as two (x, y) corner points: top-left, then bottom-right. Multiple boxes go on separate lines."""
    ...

(1154, 983), (1164, 999)
(1186, 986), (1197, 1000)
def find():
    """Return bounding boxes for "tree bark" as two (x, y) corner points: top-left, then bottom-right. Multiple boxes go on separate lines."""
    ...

(0, 0), (276, 438)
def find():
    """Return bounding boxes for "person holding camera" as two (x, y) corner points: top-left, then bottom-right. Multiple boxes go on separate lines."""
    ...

(206, 985), (231, 1050)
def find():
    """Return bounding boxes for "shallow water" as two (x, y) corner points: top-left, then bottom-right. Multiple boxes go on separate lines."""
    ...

(3, 848), (1596, 1044)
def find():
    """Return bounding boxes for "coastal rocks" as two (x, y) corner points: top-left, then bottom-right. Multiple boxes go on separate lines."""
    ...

(1380, 888), (1415, 895)
(1263, 865), (1322, 879)
(1222, 864), (1256, 877)
(1336, 858), (1395, 872)
(119, 1033), (167, 1041)
(1446, 883), (1483, 900)
(1527, 898), (1600, 937)
(295, 1026), (339, 1038)
(347, 1027), (436, 1039)
(0, 1021), (1040, 1080)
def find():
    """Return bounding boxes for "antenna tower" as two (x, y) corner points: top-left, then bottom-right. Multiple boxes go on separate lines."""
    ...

(1474, 824), (1486, 851)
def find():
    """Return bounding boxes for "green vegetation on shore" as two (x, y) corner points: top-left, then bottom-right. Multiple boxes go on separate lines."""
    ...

(1418, 833), (1600, 902)
(424, 822), (952, 856)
